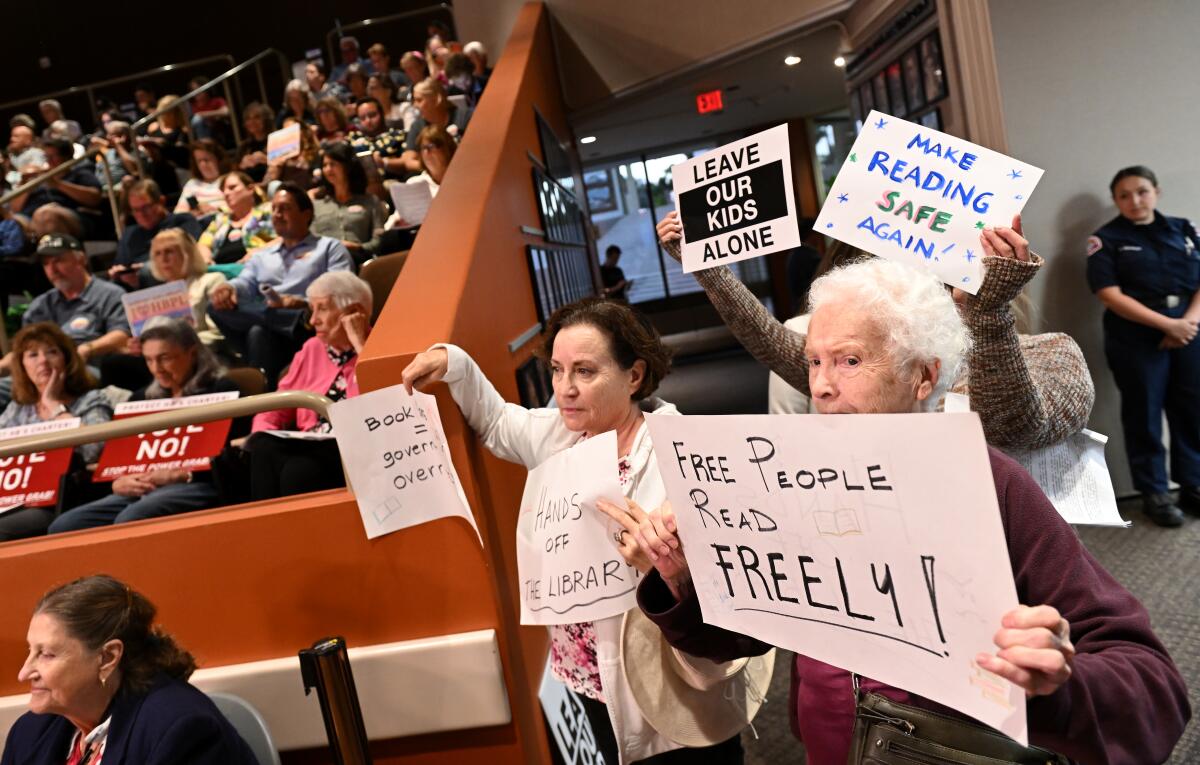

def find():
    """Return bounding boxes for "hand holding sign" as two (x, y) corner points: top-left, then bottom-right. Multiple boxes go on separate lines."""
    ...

(597, 498), (689, 599)
(978, 605), (1075, 698)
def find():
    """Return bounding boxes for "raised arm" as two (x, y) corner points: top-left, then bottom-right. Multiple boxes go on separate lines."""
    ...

(656, 212), (810, 394)
(964, 219), (1094, 449)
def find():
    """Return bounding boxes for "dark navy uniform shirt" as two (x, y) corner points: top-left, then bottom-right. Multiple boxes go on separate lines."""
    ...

(1087, 211), (1200, 305)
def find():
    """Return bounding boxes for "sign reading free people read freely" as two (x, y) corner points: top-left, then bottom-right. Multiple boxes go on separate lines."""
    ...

(327, 385), (479, 541)
(517, 431), (640, 625)
(644, 412), (1029, 743)
(671, 124), (801, 273)
(814, 110), (1043, 294)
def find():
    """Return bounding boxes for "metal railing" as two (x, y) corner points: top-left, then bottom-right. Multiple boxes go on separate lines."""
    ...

(325, 5), (455, 68)
(0, 54), (237, 132)
(0, 147), (124, 237)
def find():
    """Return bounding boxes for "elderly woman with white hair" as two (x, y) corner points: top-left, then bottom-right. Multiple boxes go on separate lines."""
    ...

(243, 271), (372, 499)
(625, 259), (1190, 765)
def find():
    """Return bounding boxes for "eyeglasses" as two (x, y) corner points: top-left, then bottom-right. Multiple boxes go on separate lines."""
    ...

(130, 202), (159, 215)
(419, 143), (443, 152)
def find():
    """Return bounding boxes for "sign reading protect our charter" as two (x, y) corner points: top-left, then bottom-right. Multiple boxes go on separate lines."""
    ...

(814, 110), (1043, 294)
(644, 412), (1028, 743)
(671, 124), (801, 272)
(94, 392), (239, 480)
(0, 419), (81, 509)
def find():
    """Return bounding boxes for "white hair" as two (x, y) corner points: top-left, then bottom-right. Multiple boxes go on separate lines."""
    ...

(807, 259), (969, 411)
(464, 41), (487, 58)
(307, 271), (373, 316)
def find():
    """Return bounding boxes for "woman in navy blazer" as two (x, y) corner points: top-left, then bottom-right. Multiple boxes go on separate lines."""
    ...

(1, 575), (256, 764)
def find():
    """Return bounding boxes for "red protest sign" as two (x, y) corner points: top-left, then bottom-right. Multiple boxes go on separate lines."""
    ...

(0, 418), (82, 509)
(93, 392), (238, 482)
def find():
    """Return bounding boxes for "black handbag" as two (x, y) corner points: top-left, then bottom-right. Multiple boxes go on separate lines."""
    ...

(847, 675), (1069, 765)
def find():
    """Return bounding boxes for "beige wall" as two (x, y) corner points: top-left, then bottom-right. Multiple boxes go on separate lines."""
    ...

(989, 0), (1200, 494)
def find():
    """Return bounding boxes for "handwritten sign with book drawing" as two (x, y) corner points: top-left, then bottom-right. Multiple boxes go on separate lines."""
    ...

(814, 110), (1043, 294)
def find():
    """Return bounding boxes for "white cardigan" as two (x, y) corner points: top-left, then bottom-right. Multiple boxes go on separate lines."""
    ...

(438, 344), (731, 764)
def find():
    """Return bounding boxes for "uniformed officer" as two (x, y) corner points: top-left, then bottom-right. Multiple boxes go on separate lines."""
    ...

(1087, 165), (1200, 526)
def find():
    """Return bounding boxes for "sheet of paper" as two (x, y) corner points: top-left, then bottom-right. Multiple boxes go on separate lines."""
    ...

(813, 110), (1044, 294)
(645, 411), (1027, 743)
(388, 182), (433, 228)
(516, 431), (639, 625)
(328, 385), (479, 542)
(266, 123), (301, 162)
(1006, 430), (1128, 527)
(671, 124), (801, 273)
(262, 429), (337, 441)
(122, 280), (192, 336)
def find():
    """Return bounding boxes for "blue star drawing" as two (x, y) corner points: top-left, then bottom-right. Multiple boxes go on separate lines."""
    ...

(825, 222), (834, 229)
(1014, 194), (1024, 200)
(837, 193), (849, 203)
(1008, 169), (1023, 179)
(965, 249), (976, 262)
(874, 117), (888, 129)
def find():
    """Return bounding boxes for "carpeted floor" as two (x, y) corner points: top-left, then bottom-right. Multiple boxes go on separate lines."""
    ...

(658, 349), (1198, 764)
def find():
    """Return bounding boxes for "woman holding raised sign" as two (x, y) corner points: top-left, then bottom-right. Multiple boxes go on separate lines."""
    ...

(0, 323), (114, 541)
(48, 319), (237, 533)
(1086, 166), (1200, 527)
(625, 258), (1188, 765)
(656, 212), (1094, 451)
(403, 298), (769, 764)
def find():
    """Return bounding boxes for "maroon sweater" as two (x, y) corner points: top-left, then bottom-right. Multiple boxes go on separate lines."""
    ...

(639, 447), (1190, 765)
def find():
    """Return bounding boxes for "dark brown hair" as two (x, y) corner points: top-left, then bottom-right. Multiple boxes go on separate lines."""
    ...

(189, 138), (230, 180)
(36, 575), (197, 695)
(9, 323), (96, 405)
(314, 97), (350, 134)
(1109, 165), (1158, 195)
(538, 297), (672, 401)
(416, 124), (457, 173)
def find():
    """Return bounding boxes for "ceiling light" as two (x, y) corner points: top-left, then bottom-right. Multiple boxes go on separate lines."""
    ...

(580, 136), (597, 144)
(834, 55), (846, 67)
(784, 55), (802, 66)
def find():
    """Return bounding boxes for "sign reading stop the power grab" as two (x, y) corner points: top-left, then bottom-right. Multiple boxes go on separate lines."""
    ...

(671, 124), (801, 273)
(0, 418), (81, 509)
(94, 392), (238, 481)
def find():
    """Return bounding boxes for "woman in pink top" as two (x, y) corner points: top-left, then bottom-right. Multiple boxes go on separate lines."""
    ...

(246, 271), (371, 499)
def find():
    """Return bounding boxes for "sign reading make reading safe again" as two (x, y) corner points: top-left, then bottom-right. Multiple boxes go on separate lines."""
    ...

(814, 110), (1043, 294)
(671, 124), (801, 273)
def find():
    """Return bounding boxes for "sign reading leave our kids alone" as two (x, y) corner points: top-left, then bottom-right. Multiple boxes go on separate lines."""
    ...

(814, 110), (1043, 294)
(671, 124), (801, 272)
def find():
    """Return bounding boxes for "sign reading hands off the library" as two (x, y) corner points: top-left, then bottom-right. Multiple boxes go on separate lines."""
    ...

(814, 110), (1042, 294)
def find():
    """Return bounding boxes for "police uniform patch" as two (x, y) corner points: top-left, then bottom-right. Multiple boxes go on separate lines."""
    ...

(1086, 236), (1103, 256)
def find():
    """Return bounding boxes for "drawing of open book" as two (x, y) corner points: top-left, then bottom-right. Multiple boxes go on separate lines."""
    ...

(814, 508), (862, 536)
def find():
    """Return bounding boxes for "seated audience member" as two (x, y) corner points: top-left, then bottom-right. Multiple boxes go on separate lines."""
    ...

(351, 98), (407, 178)
(49, 319), (236, 532)
(444, 53), (485, 108)
(264, 119), (320, 191)
(305, 60), (345, 104)
(464, 41), (492, 83)
(277, 79), (316, 128)
(383, 125), (454, 240)
(208, 184), (352, 381)
(628, 258), (1191, 765)
(426, 38), (450, 80)
(0, 323), (114, 541)
(243, 271), (370, 500)
(89, 120), (148, 192)
(9, 138), (103, 239)
(313, 97), (352, 145)
(311, 142), (388, 265)
(367, 73), (411, 131)
(0, 235), (130, 385)
(144, 95), (192, 170)
(367, 43), (406, 87)
(399, 78), (471, 174)
(187, 76), (230, 143)
(4, 122), (46, 188)
(132, 82), (157, 126)
(427, 18), (453, 41)
(110, 179), (202, 288)
(46, 122), (88, 160)
(148, 229), (226, 348)
(38, 100), (82, 143)
(331, 36), (372, 84)
(343, 63), (370, 106)
(3, 575), (257, 762)
(197, 171), (275, 265)
(174, 139), (230, 217)
(599, 245), (630, 301)
(399, 51), (430, 95)
(234, 102), (273, 183)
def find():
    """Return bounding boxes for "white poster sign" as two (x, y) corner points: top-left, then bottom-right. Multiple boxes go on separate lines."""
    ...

(328, 385), (479, 541)
(814, 110), (1043, 294)
(645, 412), (1028, 742)
(517, 432), (639, 625)
(671, 124), (800, 273)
